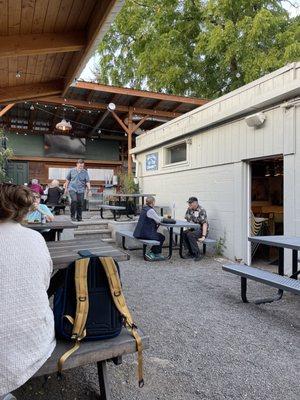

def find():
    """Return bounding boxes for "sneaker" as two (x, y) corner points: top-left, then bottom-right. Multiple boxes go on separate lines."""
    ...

(77, 218), (83, 222)
(145, 251), (155, 261)
(154, 253), (166, 261)
(71, 217), (77, 222)
(193, 253), (203, 262)
(182, 252), (194, 259)
(3, 394), (17, 400)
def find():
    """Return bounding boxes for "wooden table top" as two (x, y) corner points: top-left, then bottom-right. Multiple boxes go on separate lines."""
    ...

(24, 220), (78, 231)
(249, 236), (300, 250)
(47, 238), (130, 269)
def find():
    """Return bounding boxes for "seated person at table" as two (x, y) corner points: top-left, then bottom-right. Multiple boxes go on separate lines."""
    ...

(28, 178), (44, 196)
(0, 183), (55, 400)
(133, 196), (165, 261)
(26, 192), (55, 241)
(183, 197), (208, 261)
(46, 180), (64, 214)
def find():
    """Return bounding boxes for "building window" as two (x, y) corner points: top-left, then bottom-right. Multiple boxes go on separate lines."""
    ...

(165, 142), (187, 165)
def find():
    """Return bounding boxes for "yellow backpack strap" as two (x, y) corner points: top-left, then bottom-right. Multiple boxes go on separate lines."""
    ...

(57, 258), (90, 373)
(100, 257), (144, 388)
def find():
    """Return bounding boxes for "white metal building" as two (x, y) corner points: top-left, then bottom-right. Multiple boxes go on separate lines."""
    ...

(131, 63), (300, 273)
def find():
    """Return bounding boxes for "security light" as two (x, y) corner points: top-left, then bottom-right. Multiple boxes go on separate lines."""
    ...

(107, 103), (116, 112)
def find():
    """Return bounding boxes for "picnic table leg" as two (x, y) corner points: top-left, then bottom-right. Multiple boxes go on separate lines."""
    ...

(126, 197), (133, 219)
(97, 361), (111, 400)
(278, 247), (284, 276)
(240, 277), (249, 303)
(292, 250), (298, 279)
(165, 227), (173, 260)
(113, 209), (117, 221)
(203, 243), (207, 255)
(179, 227), (185, 258)
(100, 208), (104, 219)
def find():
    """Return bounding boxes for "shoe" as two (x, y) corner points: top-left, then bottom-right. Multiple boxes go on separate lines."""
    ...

(77, 218), (82, 222)
(145, 251), (155, 261)
(3, 394), (17, 400)
(182, 252), (194, 259)
(193, 253), (203, 262)
(153, 253), (166, 261)
(71, 217), (77, 222)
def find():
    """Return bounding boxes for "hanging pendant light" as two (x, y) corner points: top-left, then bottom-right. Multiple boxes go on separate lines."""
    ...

(56, 118), (72, 132)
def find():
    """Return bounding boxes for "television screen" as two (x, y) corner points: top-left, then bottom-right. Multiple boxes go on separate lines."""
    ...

(44, 135), (86, 158)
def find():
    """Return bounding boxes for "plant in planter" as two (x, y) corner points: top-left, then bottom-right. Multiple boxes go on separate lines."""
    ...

(117, 172), (139, 214)
(0, 130), (13, 183)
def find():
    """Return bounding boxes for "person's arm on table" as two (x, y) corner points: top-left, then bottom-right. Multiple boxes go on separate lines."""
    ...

(147, 208), (162, 224)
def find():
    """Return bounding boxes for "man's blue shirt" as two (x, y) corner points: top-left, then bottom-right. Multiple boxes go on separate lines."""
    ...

(66, 168), (90, 193)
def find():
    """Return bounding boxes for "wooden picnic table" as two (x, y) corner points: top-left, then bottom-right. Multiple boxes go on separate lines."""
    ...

(23, 219), (78, 240)
(160, 220), (200, 259)
(249, 235), (300, 278)
(47, 238), (129, 269)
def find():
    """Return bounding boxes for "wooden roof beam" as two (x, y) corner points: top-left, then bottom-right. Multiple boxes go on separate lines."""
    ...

(39, 96), (182, 119)
(0, 32), (85, 59)
(0, 104), (15, 117)
(75, 81), (209, 106)
(62, 0), (123, 96)
(0, 80), (64, 103)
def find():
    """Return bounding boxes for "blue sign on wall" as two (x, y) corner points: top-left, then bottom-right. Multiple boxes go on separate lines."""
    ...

(146, 153), (158, 171)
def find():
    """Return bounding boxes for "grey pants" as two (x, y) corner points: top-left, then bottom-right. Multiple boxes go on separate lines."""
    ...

(69, 191), (84, 220)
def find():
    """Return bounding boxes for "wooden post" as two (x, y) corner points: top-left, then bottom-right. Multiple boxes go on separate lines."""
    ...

(127, 108), (133, 175)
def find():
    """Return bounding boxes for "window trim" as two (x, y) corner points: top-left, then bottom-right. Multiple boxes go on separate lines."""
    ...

(163, 140), (189, 168)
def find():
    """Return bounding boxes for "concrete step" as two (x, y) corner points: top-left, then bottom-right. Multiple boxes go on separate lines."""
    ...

(76, 221), (108, 231)
(74, 229), (112, 239)
(101, 237), (115, 244)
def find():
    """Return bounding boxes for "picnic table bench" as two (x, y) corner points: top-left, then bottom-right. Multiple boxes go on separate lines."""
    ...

(223, 263), (300, 304)
(117, 230), (160, 261)
(34, 328), (149, 400)
(100, 204), (126, 221)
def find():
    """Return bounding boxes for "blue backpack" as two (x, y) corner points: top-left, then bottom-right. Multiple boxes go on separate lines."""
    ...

(52, 255), (144, 387)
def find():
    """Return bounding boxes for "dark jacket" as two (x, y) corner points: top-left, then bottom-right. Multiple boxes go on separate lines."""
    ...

(47, 187), (64, 205)
(133, 205), (158, 239)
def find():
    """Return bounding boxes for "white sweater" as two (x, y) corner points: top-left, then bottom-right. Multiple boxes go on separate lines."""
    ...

(0, 222), (56, 395)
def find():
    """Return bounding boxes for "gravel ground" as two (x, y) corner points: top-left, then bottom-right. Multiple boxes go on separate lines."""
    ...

(15, 253), (299, 400)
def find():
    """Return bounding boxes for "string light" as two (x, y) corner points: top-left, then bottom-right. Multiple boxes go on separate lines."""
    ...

(16, 71), (21, 78)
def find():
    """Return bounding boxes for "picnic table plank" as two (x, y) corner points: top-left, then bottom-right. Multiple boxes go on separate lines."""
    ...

(34, 328), (148, 376)
(47, 238), (129, 269)
(23, 220), (78, 230)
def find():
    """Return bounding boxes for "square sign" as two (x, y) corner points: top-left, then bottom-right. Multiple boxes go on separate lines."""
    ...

(146, 153), (158, 171)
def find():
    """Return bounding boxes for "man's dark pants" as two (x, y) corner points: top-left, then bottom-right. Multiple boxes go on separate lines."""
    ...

(69, 191), (84, 220)
(150, 232), (165, 254)
(183, 227), (202, 256)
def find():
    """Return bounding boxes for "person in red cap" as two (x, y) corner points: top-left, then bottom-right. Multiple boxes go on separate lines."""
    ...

(183, 197), (208, 261)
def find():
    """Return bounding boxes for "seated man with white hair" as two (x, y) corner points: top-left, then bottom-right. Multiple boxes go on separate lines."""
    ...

(133, 196), (165, 261)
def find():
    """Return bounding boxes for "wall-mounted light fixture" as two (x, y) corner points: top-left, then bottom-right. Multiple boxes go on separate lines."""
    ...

(245, 112), (266, 128)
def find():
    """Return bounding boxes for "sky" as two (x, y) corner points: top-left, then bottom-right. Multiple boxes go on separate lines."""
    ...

(80, 1), (300, 82)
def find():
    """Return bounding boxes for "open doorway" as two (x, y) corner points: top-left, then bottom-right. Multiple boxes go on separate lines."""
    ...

(250, 156), (283, 265)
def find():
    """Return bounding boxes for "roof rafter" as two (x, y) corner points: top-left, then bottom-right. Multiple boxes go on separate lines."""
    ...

(38, 96), (182, 118)
(0, 31), (85, 59)
(0, 80), (64, 103)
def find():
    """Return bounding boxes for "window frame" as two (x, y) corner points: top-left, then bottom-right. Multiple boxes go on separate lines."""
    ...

(163, 140), (189, 168)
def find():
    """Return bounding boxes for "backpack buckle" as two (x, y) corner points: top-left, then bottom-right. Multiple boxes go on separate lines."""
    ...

(114, 290), (121, 297)
(79, 296), (86, 302)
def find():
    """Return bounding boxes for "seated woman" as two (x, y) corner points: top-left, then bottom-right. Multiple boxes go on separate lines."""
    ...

(133, 196), (165, 261)
(46, 180), (64, 215)
(26, 192), (55, 241)
(0, 183), (55, 400)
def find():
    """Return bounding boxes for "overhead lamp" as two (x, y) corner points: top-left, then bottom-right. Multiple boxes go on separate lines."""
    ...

(245, 112), (266, 127)
(107, 103), (116, 112)
(56, 118), (72, 132)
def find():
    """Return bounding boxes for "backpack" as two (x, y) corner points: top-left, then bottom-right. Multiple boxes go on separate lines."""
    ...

(53, 255), (144, 387)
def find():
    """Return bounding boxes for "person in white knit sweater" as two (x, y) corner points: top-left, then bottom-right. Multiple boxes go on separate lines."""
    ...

(0, 183), (56, 399)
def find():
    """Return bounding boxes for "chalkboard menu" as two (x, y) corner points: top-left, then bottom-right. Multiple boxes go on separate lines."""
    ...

(146, 153), (158, 171)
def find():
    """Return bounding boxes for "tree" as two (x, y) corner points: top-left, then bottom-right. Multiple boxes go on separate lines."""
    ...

(0, 129), (13, 183)
(96, 0), (300, 98)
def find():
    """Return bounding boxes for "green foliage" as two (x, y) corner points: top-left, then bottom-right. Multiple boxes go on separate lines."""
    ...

(0, 129), (13, 183)
(215, 231), (227, 256)
(96, 0), (300, 98)
(118, 172), (139, 194)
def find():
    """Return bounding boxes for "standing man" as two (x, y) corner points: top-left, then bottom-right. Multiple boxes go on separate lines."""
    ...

(64, 159), (91, 222)
(183, 197), (208, 261)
